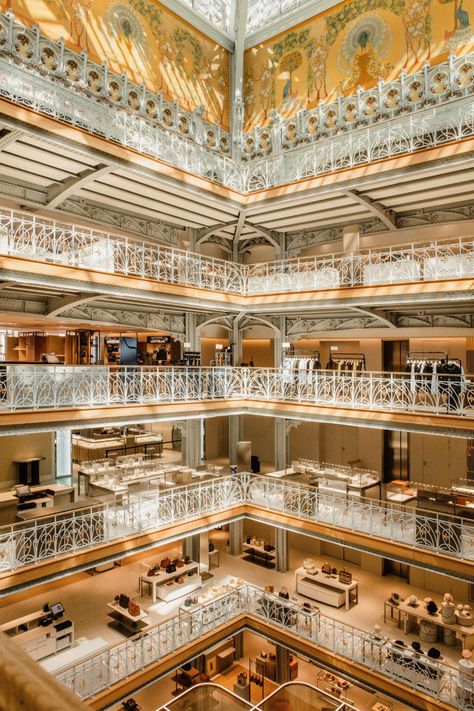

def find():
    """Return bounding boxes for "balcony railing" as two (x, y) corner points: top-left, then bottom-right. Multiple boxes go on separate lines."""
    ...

(1, 208), (474, 297)
(0, 11), (231, 157)
(0, 365), (473, 417)
(240, 53), (474, 160)
(0, 11), (473, 190)
(53, 581), (473, 710)
(1, 472), (474, 575)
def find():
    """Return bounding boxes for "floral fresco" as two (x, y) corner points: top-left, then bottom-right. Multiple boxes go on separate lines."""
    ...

(0, 0), (230, 127)
(244, 0), (474, 130)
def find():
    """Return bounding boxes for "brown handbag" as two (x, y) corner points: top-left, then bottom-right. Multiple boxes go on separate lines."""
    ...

(160, 557), (171, 569)
(128, 600), (141, 616)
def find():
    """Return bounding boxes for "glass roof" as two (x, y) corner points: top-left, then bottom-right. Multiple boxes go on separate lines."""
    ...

(177, 0), (318, 38)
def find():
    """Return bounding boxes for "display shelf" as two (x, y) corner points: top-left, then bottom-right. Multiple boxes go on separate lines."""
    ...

(107, 602), (148, 635)
(242, 542), (276, 569)
(139, 560), (200, 603)
(295, 567), (358, 610)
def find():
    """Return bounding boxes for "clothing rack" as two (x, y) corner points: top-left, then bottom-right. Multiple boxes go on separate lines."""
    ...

(326, 353), (366, 371)
(284, 348), (321, 359)
(406, 351), (448, 364)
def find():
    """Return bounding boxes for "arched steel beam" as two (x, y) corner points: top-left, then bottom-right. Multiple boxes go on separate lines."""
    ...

(46, 293), (103, 319)
(348, 306), (397, 329)
(46, 164), (114, 209)
(343, 189), (397, 231)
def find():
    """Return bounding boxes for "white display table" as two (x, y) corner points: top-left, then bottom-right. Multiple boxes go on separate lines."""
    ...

(107, 602), (148, 634)
(139, 560), (201, 603)
(295, 567), (358, 610)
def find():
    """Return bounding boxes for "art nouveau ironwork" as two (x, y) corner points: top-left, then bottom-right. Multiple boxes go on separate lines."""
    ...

(1, 208), (474, 297)
(0, 364), (472, 416)
(1, 473), (474, 575)
(53, 581), (473, 709)
(0, 11), (473, 190)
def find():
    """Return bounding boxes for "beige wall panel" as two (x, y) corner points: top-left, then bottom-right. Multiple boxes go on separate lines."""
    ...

(0, 433), (55, 488)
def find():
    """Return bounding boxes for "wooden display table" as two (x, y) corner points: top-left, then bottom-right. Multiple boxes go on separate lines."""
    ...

(0, 483), (74, 525)
(397, 598), (474, 650)
(295, 567), (358, 610)
(139, 561), (201, 603)
(107, 602), (148, 635)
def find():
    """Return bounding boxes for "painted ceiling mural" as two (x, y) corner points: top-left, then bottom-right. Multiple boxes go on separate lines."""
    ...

(243, 0), (474, 131)
(0, 0), (230, 128)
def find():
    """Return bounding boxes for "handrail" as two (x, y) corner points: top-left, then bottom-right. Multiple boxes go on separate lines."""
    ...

(0, 365), (472, 417)
(53, 581), (472, 709)
(0, 10), (474, 190)
(2, 472), (474, 577)
(1, 207), (474, 297)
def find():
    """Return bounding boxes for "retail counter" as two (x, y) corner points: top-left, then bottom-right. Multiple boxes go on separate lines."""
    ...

(0, 483), (75, 525)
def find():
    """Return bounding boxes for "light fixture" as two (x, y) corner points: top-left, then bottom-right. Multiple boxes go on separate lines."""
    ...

(184, 342), (191, 349)
(282, 342), (291, 349)
(215, 344), (223, 350)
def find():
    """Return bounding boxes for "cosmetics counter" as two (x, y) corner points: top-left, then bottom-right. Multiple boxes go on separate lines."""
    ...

(79, 456), (223, 498)
(72, 429), (164, 462)
(268, 460), (382, 498)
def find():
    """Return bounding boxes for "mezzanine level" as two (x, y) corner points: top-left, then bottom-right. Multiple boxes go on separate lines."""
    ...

(0, 209), (473, 317)
(1, 473), (474, 596)
(1, 10), (474, 193)
(51, 579), (472, 711)
(0, 365), (472, 436)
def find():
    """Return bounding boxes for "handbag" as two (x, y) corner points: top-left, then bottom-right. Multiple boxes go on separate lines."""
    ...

(160, 558), (171, 569)
(264, 585), (274, 593)
(166, 564), (176, 574)
(128, 600), (141, 616)
(279, 587), (289, 600)
(176, 560), (184, 568)
(209, 541), (215, 552)
(147, 568), (157, 577)
(119, 594), (129, 609)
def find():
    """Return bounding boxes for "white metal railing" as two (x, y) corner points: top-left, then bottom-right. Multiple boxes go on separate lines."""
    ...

(0, 11), (231, 156)
(1, 472), (474, 574)
(53, 582), (474, 709)
(0, 11), (473, 190)
(0, 365), (472, 417)
(1, 208), (474, 296)
(240, 52), (474, 159)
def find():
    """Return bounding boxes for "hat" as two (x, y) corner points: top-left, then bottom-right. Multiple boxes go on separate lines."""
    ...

(427, 648), (441, 659)
(411, 641), (422, 652)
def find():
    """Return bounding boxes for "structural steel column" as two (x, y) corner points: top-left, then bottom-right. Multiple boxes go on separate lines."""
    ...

(183, 534), (200, 563)
(184, 419), (202, 469)
(275, 644), (291, 683)
(275, 527), (288, 573)
(274, 418), (287, 472)
(55, 429), (72, 479)
(229, 520), (243, 556)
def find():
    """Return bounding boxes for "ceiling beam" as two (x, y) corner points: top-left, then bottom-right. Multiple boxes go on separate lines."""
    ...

(46, 293), (103, 319)
(348, 306), (397, 329)
(45, 164), (114, 209)
(343, 189), (398, 231)
(196, 220), (238, 244)
(0, 128), (23, 151)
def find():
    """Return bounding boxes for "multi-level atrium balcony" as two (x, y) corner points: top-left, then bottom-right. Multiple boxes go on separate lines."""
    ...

(0, 11), (473, 191)
(0, 208), (473, 310)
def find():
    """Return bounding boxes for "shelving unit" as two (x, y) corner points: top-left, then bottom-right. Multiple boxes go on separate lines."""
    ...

(107, 602), (148, 635)
(242, 542), (276, 569)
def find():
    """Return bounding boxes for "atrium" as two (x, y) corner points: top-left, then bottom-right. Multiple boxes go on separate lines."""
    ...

(0, 0), (473, 710)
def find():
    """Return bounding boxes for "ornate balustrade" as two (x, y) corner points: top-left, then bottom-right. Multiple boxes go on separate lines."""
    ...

(53, 581), (472, 709)
(1, 208), (474, 297)
(246, 236), (474, 292)
(241, 53), (474, 160)
(0, 475), (246, 573)
(242, 95), (474, 190)
(0, 365), (472, 417)
(0, 11), (231, 157)
(1, 472), (474, 576)
(0, 11), (473, 190)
